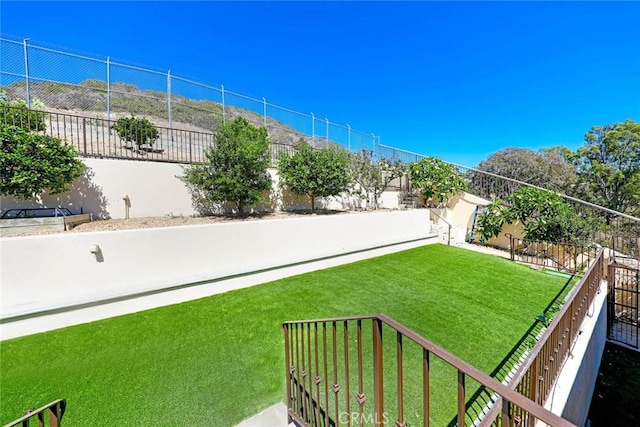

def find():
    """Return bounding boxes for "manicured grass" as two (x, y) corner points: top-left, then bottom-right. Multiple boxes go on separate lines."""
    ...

(588, 342), (640, 426)
(0, 244), (574, 426)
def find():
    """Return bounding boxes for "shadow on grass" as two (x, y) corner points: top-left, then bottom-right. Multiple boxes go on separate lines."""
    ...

(446, 275), (575, 426)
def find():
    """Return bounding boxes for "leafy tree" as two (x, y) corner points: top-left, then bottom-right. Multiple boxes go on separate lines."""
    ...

(0, 97), (47, 132)
(475, 147), (577, 193)
(475, 186), (601, 244)
(475, 199), (513, 241)
(569, 120), (640, 218)
(278, 143), (351, 211)
(349, 149), (405, 209)
(180, 116), (272, 215)
(0, 124), (84, 199)
(407, 157), (466, 207)
(111, 115), (159, 148)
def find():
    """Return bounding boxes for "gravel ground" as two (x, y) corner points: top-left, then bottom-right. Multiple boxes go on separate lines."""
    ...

(3, 209), (386, 237)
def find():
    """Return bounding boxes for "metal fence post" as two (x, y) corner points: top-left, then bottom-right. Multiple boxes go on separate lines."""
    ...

(263, 97), (267, 127)
(106, 56), (111, 122)
(311, 112), (315, 140)
(325, 118), (329, 141)
(167, 70), (173, 141)
(23, 38), (30, 108)
(221, 85), (226, 124)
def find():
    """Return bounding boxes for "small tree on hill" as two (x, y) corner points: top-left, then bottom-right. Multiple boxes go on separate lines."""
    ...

(180, 116), (271, 215)
(349, 149), (405, 209)
(408, 157), (467, 207)
(278, 143), (351, 211)
(111, 115), (159, 148)
(1, 124), (84, 199)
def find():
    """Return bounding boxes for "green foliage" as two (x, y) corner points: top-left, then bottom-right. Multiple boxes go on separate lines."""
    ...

(476, 186), (601, 243)
(475, 200), (513, 241)
(111, 115), (159, 147)
(0, 124), (84, 199)
(278, 143), (351, 211)
(180, 116), (271, 214)
(569, 119), (640, 218)
(0, 98), (47, 132)
(349, 149), (405, 209)
(407, 157), (467, 207)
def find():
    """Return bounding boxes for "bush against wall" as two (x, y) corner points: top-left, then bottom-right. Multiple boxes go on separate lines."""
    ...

(180, 116), (271, 215)
(0, 124), (84, 199)
(278, 143), (351, 211)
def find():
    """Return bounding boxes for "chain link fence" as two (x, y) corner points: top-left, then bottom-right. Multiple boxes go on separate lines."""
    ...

(0, 35), (377, 153)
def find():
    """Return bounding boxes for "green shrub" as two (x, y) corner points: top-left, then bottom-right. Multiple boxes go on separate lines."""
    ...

(0, 124), (84, 199)
(111, 115), (159, 147)
(0, 98), (47, 132)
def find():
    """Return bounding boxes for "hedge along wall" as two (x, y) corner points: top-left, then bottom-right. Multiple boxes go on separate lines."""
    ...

(0, 158), (403, 219)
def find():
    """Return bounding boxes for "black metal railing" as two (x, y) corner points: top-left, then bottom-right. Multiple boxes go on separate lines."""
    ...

(506, 234), (599, 274)
(1, 105), (296, 166)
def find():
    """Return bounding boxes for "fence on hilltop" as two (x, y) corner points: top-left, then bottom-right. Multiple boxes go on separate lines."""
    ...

(0, 35), (379, 154)
(2, 34), (639, 240)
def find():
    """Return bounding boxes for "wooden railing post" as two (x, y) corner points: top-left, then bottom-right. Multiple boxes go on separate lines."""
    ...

(372, 317), (384, 426)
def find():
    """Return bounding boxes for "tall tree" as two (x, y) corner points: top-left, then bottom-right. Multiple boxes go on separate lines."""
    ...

(278, 143), (351, 211)
(180, 117), (271, 215)
(349, 149), (405, 209)
(569, 120), (640, 217)
(476, 147), (577, 193)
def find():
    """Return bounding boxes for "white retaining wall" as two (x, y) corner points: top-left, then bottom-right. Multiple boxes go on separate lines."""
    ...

(0, 210), (430, 321)
(0, 159), (402, 219)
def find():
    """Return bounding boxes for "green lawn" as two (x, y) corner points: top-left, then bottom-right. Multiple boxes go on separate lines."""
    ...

(0, 244), (575, 426)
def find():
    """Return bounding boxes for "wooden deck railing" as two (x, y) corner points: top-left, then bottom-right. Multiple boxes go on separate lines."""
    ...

(3, 399), (66, 427)
(283, 315), (576, 426)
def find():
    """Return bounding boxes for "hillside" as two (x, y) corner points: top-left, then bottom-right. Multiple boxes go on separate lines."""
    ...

(1, 80), (325, 148)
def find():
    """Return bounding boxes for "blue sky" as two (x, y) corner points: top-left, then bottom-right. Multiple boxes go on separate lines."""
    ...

(1, 1), (638, 166)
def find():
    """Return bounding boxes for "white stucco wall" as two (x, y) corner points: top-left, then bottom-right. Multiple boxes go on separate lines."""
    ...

(0, 158), (195, 219)
(0, 159), (403, 219)
(0, 210), (430, 320)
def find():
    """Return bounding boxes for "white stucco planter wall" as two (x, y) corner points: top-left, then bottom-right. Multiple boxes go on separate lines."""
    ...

(0, 210), (430, 321)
